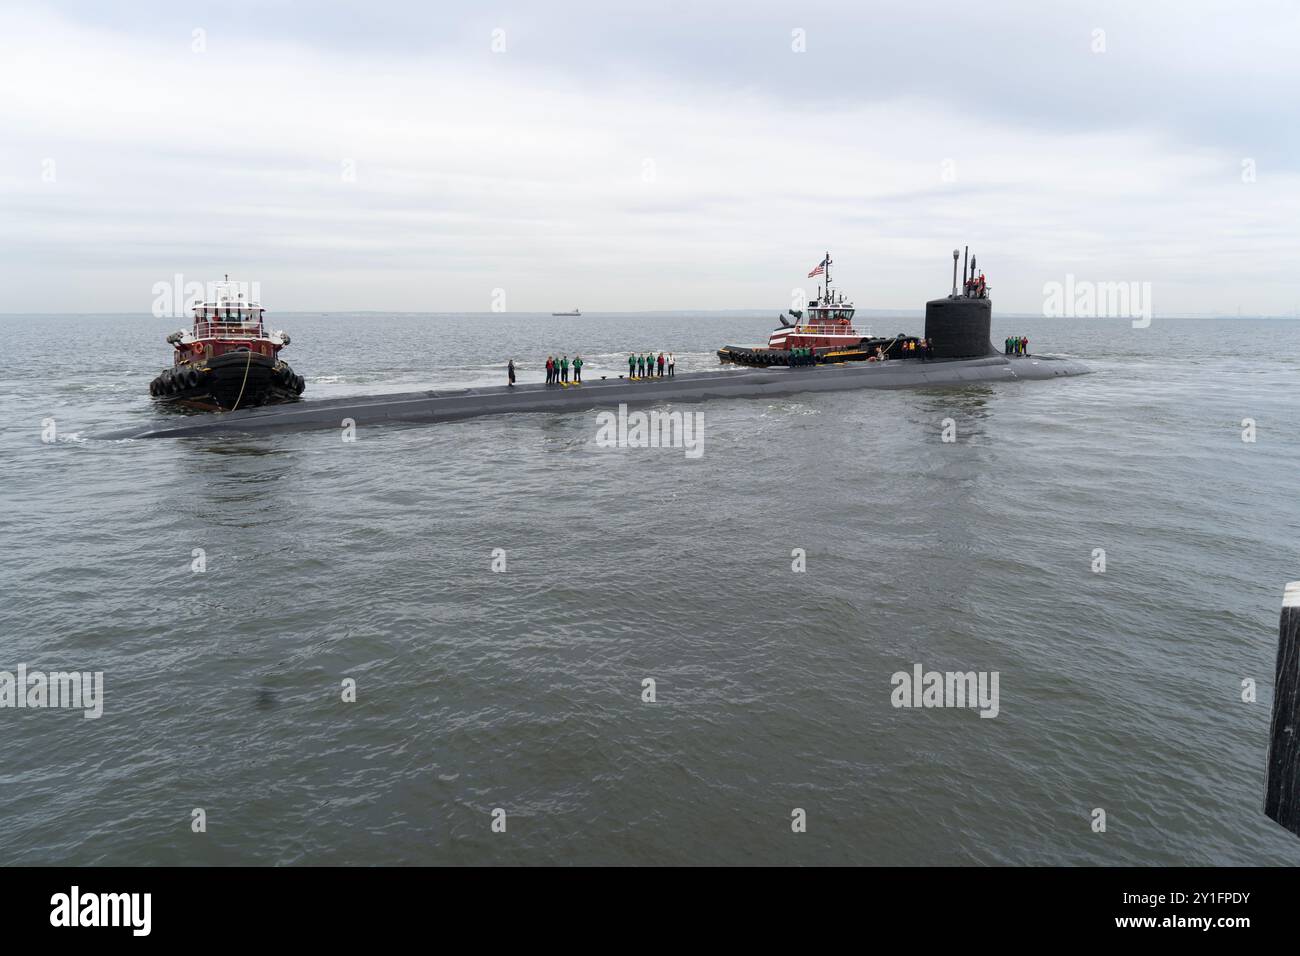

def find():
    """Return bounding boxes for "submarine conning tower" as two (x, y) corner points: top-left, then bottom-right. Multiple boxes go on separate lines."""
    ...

(924, 246), (995, 359)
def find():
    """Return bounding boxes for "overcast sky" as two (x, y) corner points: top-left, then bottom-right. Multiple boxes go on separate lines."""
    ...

(1, 0), (1297, 314)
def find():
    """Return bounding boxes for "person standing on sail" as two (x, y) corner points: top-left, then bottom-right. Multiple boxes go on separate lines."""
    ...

(573, 354), (583, 383)
(507, 359), (516, 387)
(667, 353), (675, 376)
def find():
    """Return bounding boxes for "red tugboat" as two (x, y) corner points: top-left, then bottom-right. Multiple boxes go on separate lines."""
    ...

(718, 252), (916, 365)
(149, 277), (305, 410)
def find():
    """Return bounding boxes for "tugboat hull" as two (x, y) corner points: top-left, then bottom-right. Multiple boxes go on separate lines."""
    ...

(149, 351), (304, 411)
(718, 336), (914, 366)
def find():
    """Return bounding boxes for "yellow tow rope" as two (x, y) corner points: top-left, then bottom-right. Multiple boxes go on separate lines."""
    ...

(229, 348), (254, 412)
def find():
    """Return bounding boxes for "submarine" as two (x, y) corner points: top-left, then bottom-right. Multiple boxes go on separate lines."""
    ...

(94, 249), (1088, 440)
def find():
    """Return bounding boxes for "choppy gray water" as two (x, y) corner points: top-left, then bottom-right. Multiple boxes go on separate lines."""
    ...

(1, 311), (1298, 865)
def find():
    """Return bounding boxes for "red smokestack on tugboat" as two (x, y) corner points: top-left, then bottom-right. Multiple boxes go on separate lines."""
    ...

(149, 276), (305, 410)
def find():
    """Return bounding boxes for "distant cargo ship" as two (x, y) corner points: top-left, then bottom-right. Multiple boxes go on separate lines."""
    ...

(551, 308), (581, 316)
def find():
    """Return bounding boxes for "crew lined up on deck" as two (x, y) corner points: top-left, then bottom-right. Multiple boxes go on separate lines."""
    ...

(545, 354), (583, 384)
(628, 352), (674, 379)
(513, 335), (956, 386)
(1004, 336), (1029, 356)
(508, 352), (681, 387)
(903, 338), (934, 360)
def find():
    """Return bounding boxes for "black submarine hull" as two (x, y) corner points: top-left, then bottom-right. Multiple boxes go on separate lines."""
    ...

(96, 353), (1090, 440)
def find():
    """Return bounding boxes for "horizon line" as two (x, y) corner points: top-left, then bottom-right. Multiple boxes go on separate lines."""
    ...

(2, 310), (1297, 321)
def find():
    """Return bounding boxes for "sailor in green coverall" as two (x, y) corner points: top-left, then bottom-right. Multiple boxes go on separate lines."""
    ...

(628, 354), (636, 378)
(573, 355), (583, 383)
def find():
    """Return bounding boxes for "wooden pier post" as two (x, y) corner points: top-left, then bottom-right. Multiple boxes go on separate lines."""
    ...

(1265, 581), (1300, 836)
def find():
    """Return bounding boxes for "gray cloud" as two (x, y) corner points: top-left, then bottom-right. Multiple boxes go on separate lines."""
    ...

(2, 1), (1298, 315)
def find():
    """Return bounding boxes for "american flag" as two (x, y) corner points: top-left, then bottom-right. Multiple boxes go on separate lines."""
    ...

(807, 256), (829, 278)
